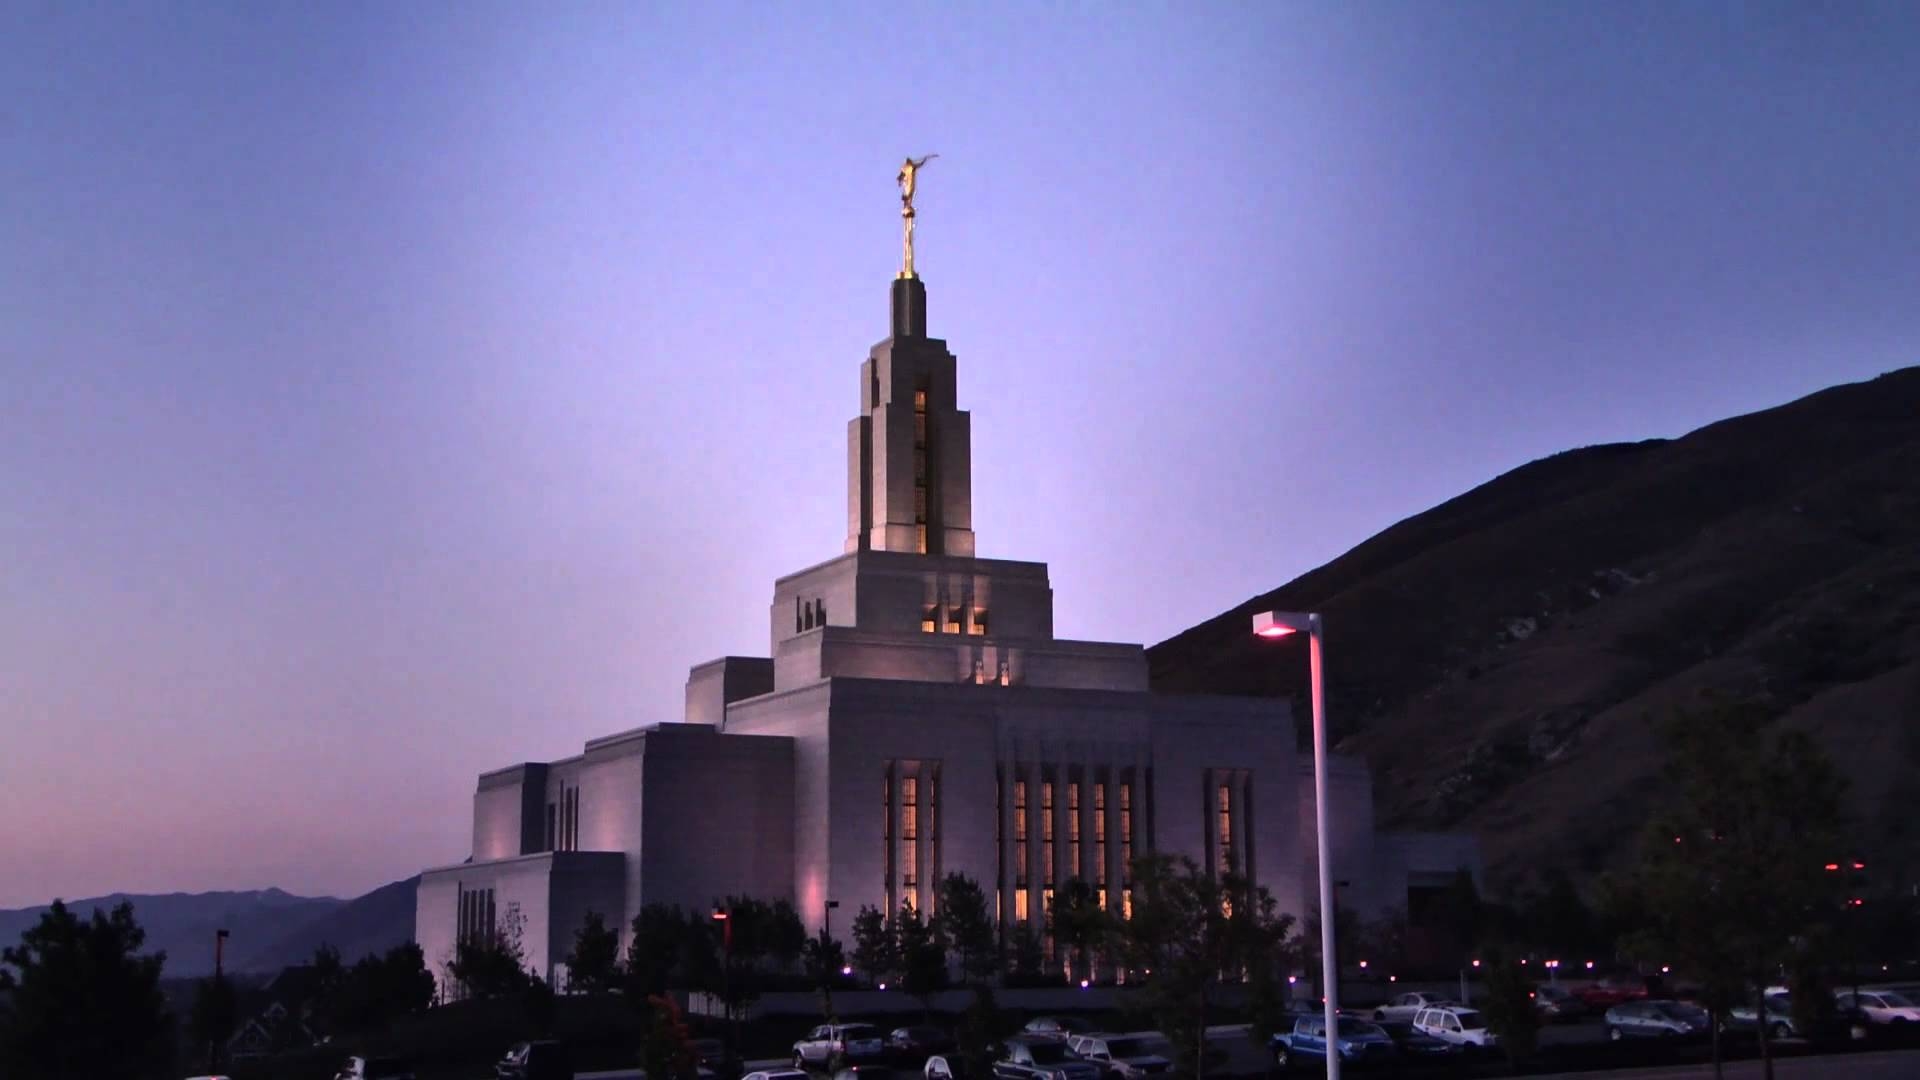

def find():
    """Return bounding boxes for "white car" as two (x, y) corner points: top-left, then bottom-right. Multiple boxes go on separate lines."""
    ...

(746, 1072), (812, 1080)
(794, 1024), (887, 1070)
(1065, 1034), (1170, 1079)
(1412, 1006), (1499, 1049)
(1372, 992), (1459, 1024)
(1838, 989), (1920, 1024)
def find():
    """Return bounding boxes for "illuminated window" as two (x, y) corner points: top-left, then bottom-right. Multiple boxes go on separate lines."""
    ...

(1016, 890), (1029, 923)
(1120, 783), (1133, 881)
(916, 524), (928, 554)
(902, 777), (919, 889)
(946, 606), (962, 633)
(1069, 782), (1081, 878)
(914, 389), (927, 412)
(1095, 784), (1106, 843)
(1098, 888), (1108, 910)
(970, 609), (987, 635)
(973, 660), (985, 685)
(1122, 888), (1133, 920)
(914, 410), (927, 443)
(883, 772), (893, 908)
(1014, 780), (1029, 887)
(1217, 783), (1233, 874)
(1042, 781), (1055, 886)
(922, 605), (937, 633)
(998, 660), (1010, 686)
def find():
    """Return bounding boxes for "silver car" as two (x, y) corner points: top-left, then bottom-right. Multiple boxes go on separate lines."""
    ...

(1604, 1000), (1709, 1040)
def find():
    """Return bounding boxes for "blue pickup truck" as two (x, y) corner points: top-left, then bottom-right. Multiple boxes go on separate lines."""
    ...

(1270, 1016), (1397, 1070)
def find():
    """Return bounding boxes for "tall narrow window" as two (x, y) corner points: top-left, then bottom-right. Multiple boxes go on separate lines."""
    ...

(795, 597), (804, 633)
(815, 597), (826, 626)
(545, 803), (557, 851)
(1217, 783), (1233, 874)
(1014, 780), (1028, 888)
(901, 776), (919, 890)
(922, 605), (937, 633)
(995, 770), (1004, 892)
(1068, 782), (1081, 879)
(971, 609), (988, 635)
(913, 387), (930, 554)
(883, 772), (894, 911)
(945, 605), (962, 633)
(1016, 890), (1029, 924)
(1094, 783), (1107, 885)
(998, 660), (1011, 686)
(1120, 783), (1133, 882)
(1042, 781), (1055, 887)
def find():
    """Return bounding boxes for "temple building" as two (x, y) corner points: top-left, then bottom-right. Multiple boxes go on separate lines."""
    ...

(415, 239), (1479, 994)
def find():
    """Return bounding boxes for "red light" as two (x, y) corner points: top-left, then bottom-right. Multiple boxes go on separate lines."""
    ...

(1851, 898), (1866, 907)
(1825, 863), (1841, 872)
(1256, 626), (1296, 638)
(1674, 836), (1684, 844)
(1853, 862), (1866, 870)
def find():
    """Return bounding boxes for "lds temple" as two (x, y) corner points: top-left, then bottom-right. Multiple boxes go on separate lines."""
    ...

(415, 163), (1479, 992)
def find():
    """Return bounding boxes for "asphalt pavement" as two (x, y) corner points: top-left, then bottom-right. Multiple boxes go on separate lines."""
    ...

(1532, 1048), (1920, 1079)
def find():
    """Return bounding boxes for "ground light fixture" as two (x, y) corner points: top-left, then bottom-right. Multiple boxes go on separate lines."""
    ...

(1252, 609), (1339, 1080)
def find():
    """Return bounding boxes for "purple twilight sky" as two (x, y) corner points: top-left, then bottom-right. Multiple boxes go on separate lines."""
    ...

(3, 3), (1917, 908)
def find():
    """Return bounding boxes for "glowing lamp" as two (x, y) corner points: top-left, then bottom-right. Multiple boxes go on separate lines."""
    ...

(1661, 966), (1671, 974)
(1389, 975), (1397, 983)
(1825, 863), (1841, 872)
(1853, 861), (1866, 870)
(1359, 960), (1369, 969)
(1079, 979), (1090, 989)
(841, 965), (853, 976)
(878, 982), (888, 990)
(1472, 959), (1482, 968)
(1585, 961), (1594, 970)
(1288, 975), (1298, 985)
(1251, 611), (1310, 639)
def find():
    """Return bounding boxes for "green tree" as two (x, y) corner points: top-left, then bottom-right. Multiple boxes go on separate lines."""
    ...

(1616, 702), (1848, 1080)
(937, 873), (999, 986)
(957, 985), (1010, 1080)
(1007, 923), (1046, 985)
(1115, 854), (1290, 1080)
(566, 910), (622, 993)
(850, 904), (896, 987)
(187, 972), (238, 1070)
(1049, 879), (1111, 984)
(0, 900), (173, 1080)
(766, 899), (808, 972)
(639, 993), (699, 1080)
(1476, 944), (1540, 1068)
(447, 905), (532, 1000)
(626, 904), (690, 994)
(896, 902), (948, 1015)
(802, 928), (846, 985)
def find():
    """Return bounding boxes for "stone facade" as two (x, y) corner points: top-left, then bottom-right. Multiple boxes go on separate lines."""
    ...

(416, 271), (1479, 994)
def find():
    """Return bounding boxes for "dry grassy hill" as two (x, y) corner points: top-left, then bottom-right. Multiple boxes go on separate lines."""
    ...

(1148, 367), (1920, 891)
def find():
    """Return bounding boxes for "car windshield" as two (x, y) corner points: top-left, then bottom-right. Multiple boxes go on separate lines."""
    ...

(1026, 1043), (1073, 1064)
(1651, 1003), (1698, 1019)
(1879, 992), (1915, 1007)
(1452, 1011), (1486, 1030)
(1105, 1039), (1151, 1057)
(844, 1026), (880, 1038)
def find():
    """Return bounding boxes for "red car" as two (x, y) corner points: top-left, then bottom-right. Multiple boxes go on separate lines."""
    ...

(1576, 978), (1649, 1010)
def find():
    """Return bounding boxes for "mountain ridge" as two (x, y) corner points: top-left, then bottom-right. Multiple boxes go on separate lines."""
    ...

(1148, 366), (1920, 890)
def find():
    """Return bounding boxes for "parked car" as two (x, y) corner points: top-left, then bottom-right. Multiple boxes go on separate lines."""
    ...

(495, 1042), (572, 1080)
(1837, 989), (1920, 1025)
(745, 1071), (812, 1080)
(1411, 1006), (1499, 1051)
(992, 1037), (1102, 1080)
(834, 1067), (915, 1080)
(1372, 1020), (1458, 1062)
(1064, 1034), (1170, 1079)
(1725, 993), (1797, 1039)
(924, 1055), (978, 1080)
(692, 1038), (743, 1080)
(1269, 1015), (1397, 1070)
(1371, 992), (1458, 1024)
(1022, 1017), (1097, 1040)
(797, 1024), (889, 1071)
(1533, 984), (1588, 1021)
(1576, 978), (1649, 1010)
(338, 1057), (415, 1080)
(891, 1027), (956, 1063)
(1604, 1000), (1710, 1041)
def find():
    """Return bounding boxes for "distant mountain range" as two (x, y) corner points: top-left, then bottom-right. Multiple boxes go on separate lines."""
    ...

(1149, 367), (1920, 890)
(0, 876), (419, 978)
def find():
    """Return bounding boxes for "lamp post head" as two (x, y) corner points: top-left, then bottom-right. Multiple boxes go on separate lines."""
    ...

(1252, 611), (1317, 639)
(826, 900), (840, 909)
(711, 909), (728, 921)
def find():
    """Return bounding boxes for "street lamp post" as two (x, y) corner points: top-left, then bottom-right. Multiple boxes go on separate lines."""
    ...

(712, 908), (734, 1053)
(1253, 610), (1339, 1080)
(825, 899), (840, 941)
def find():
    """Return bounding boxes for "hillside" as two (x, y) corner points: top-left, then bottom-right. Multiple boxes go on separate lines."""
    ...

(0, 888), (342, 979)
(1148, 366), (1920, 890)
(0, 876), (419, 977)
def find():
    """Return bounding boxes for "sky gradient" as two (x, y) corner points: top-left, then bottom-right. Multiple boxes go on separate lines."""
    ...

(3, 2), (1917, 908)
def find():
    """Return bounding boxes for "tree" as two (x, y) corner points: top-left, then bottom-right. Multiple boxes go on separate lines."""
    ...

(1616, 701), (1848, 1080)
(1476, 944), (1540, 1068)
(1007, 923), (1046, 986)
(639, 993), (699, 1080)
(322, 943), (437, 1035)
(766, 899), (808, 972)
(447, 905), (532, 1000)
(0, 899), (173, 1080)
(937, 873), (999, 986)
(187, 972), (238, 1070)
(566, 911), (622, 993)
(802, 928), (846, 986)
(1049, 879), (1111, 984)
(626, 904), (690, 994)
(896, 902), (948, 1014)
(1115, 854), (1291, 1080)
(850, 904), (896, 987)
